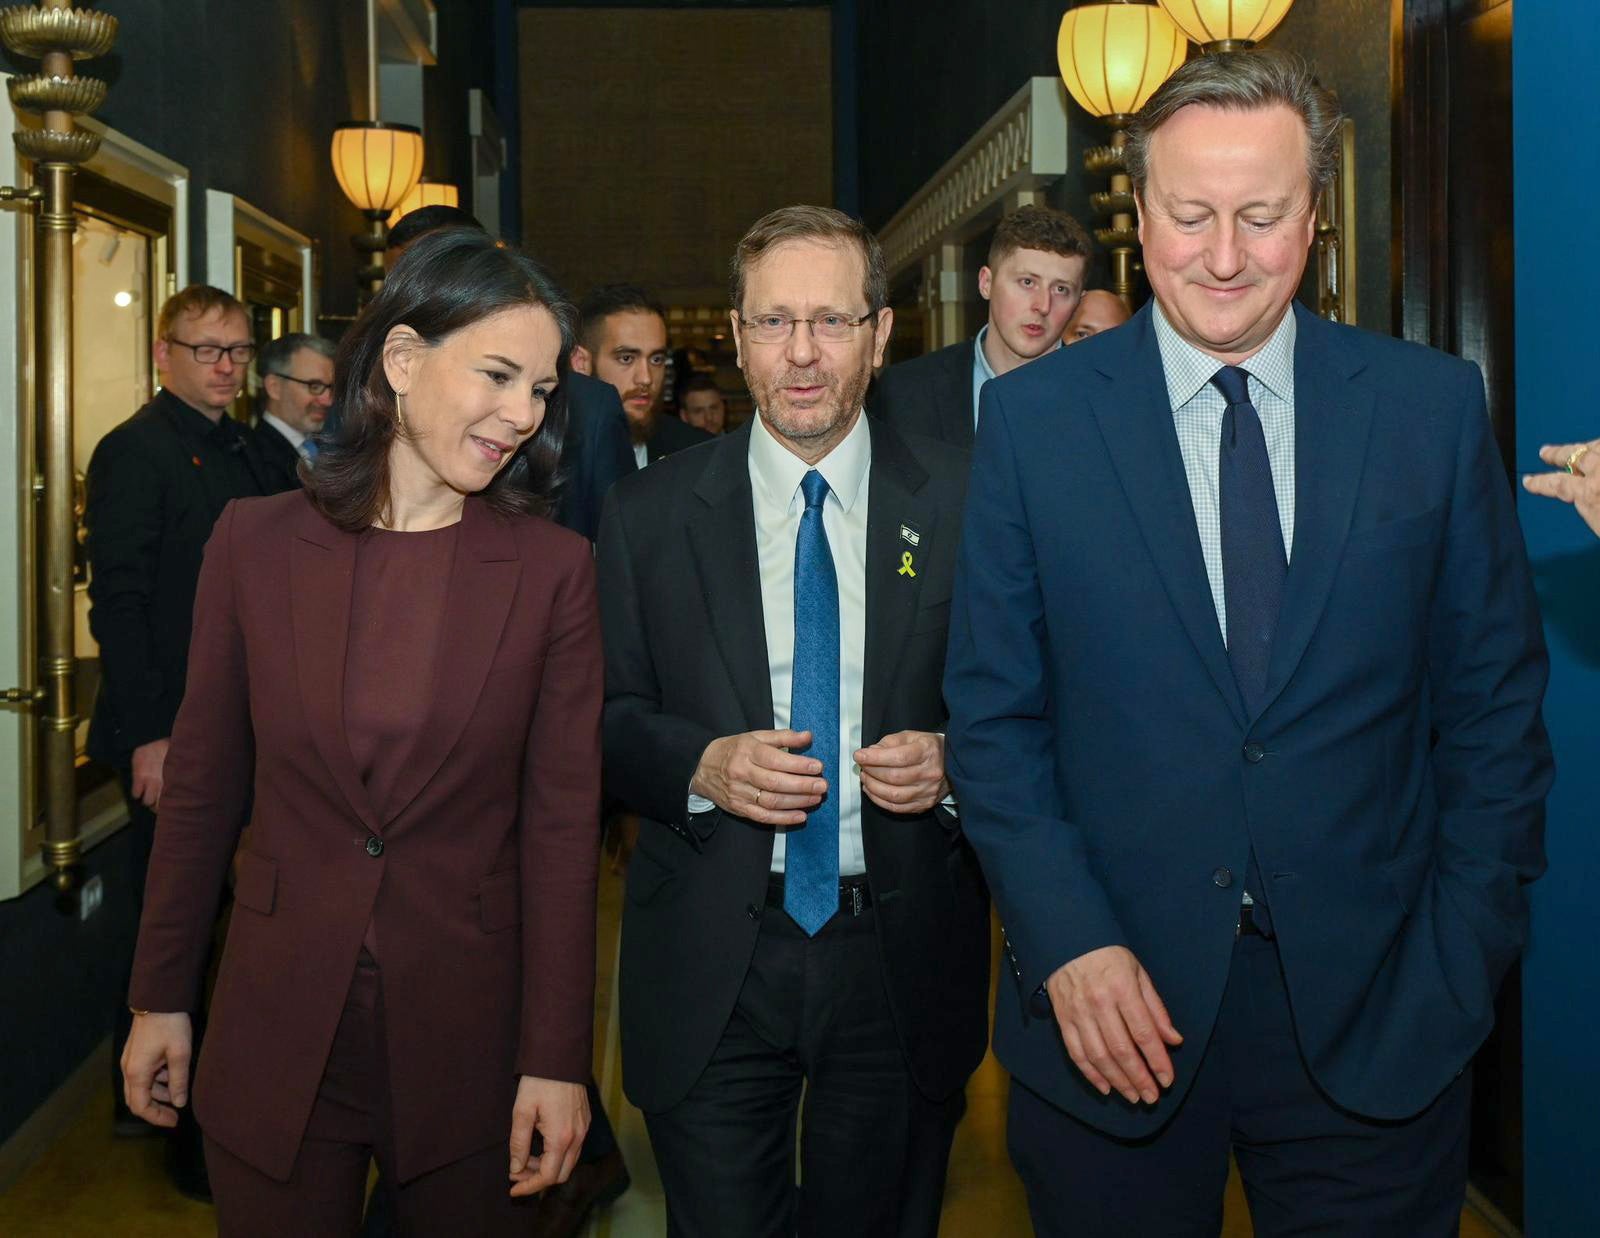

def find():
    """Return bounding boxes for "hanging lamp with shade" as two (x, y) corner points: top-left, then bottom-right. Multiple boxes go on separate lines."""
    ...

(1056, 1), (1187, 307)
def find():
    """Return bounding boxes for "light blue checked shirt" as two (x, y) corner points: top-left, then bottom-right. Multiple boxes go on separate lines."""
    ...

(1152, 301), (1298, 641)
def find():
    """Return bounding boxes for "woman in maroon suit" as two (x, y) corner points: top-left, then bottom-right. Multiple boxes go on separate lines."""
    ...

(121, 228), (602, 1235)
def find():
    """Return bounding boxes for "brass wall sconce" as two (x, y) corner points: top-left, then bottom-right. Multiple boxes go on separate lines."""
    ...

(0, 0), (119, 891)
(1057, 1), (1188, 309)
(387, 178), (459, 229)
(1155, 0), (1295, 52)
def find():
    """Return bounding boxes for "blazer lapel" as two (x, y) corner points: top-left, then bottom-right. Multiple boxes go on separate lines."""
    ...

(1256, 307), (1375, 717)
(1089, 306), (1247, 728)
(863, 420), (932, 744)
(381, 499), (520, 823)
(686, 425), (776, 732)
(290, 506), (381, 832)
(946, 339), (977, 449)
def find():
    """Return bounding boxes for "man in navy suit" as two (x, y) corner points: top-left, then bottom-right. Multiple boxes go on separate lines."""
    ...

(944, 51), (1552, 1237)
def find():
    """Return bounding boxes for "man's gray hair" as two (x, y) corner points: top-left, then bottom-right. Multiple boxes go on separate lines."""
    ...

(259, 331), (337, 378)
(1125, 49), (1344, 200)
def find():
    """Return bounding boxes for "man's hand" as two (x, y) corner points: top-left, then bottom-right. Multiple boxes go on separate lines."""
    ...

(508, 1075), (590, 1197)
(1045, 945), (1183, 1106)
(130, 738), (170, 810)
(121, 1010), (193, 1128)
(854, 730), (948, 815)
(1523, 438), (1600, 538)
(690, 729), (826, 827)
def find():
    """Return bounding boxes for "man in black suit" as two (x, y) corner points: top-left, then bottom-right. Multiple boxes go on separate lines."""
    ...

(250, 332), (335, 492)
(573, 283), (711, 467)
(85, 284), (273, 1195)
(598, 206), (989, 1237)
(871, 205), (1091, 448)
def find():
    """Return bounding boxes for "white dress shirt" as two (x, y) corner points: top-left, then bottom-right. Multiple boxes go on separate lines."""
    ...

(262, 411), (313, 461)
(687, 410), (871, 876)
(632, 441), (649, 470)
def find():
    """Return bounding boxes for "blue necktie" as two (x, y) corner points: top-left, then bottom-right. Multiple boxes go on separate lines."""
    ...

(301, 437), (320, 462)
(784, 470), (840, 936)
(1214, 365), (1284, 933)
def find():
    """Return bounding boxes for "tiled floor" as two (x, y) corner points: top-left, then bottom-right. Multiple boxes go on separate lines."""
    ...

(0, 864), (1503, 1237)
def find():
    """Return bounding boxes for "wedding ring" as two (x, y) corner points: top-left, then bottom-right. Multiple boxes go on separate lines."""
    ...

(1566, 444), (1591, 474)
(755, 789), (763, 808)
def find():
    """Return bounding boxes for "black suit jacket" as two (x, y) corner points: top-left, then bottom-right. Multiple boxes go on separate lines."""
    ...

(597, 417), (990, 1113)
(249, 417), (306, 494)
(84, 390), (273, 765)
(554, 371), (635, 540)
(870, 338), (977, 450)
(644, 411), (712, 463)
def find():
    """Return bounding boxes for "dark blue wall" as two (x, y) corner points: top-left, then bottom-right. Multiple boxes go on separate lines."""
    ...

(1514, 6), (1600, 1234)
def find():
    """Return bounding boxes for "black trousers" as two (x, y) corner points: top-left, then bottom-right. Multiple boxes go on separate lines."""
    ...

(1008, 932), (1472, 1238)
(645, 891), (961, 1238)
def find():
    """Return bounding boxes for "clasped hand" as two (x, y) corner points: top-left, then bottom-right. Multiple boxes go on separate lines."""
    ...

(690, 728), (949, 824)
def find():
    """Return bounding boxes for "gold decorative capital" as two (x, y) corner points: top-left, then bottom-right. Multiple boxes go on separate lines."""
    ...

(0, 4), (118, 61)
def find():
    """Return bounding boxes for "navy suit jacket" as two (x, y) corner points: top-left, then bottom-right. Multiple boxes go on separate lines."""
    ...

(944, 302), (1552, 1137)
(554, 371), (634, 541)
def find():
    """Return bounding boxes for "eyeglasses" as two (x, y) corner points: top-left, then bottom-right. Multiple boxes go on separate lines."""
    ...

(166, 337), (256, 365)
(272, 373), (332, 397)
(736, 311), (876, 344)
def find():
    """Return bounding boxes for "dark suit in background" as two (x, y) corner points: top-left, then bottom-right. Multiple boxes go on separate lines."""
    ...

(869, 339), (976, 450)
(642, 410), (712, 463)
(249, 417), (306, 494)
(598, 418), (989, 1236)
(554, 370), (635, 540)
(944, 303), (1552, 1235)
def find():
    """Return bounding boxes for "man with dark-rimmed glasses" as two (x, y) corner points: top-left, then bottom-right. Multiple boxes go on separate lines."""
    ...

(252, 332), (336, 491)
(84, 283), (272, 1201)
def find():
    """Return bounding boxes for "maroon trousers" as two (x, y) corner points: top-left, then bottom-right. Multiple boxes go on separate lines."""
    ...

(204, 952), (536, 1238)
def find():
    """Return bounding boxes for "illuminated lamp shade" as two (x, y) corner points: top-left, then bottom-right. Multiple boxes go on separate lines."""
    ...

(330, 121), (424, 215)
(1058, 2), (1188, 123)
(387, 180), (461, 228)
(1156, 0), (1295, 49)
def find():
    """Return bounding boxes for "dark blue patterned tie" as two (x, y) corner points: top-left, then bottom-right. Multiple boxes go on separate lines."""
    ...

(1214, 365), (1284, 933)
(784, 470), (840, 936)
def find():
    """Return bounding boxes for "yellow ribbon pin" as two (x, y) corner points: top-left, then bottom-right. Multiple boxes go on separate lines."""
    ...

(898, 551), (916, 577)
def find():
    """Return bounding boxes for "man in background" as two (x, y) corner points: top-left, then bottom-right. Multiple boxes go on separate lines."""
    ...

(1064, 288), (1130, 344)
(86, 284), (273, 1200)
(871, 205), (1091, 448)
(573, 283), (711, 467)
(251, 332), (335, 492)
(384, 203), (485, 266)
(679, 370), (729, 435)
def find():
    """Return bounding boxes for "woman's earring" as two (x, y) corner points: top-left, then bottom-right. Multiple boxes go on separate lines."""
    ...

(394, 390), (408, 433)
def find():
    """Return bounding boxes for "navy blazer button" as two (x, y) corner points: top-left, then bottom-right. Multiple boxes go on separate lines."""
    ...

(745, 903), (761, 920)
(1243, 742), (1266, 763)
(1212, 867), (1233, 888)
(364, 835), (384, 857)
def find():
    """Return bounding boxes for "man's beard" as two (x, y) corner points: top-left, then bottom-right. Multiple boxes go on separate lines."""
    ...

(626, 400), (657, 445)
(750, 361), (872, 445)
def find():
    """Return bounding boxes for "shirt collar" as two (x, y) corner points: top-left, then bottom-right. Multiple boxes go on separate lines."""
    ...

(748, 407), (872, 515)
(262, 411), (307, 449)
(157, 387), (237, 443)
(972, 324), (999, 386)
(1151, 299), (1298, 410)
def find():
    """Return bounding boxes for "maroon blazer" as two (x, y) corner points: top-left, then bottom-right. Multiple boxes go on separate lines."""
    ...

(129, 490), (603, 1183)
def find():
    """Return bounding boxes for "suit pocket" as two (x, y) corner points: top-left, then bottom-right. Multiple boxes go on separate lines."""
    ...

(233, 850), (277, 915)
(477, 868), (521, 933)
(911, 598), (951, 636)
(1382, 848), (1433, 916)
(1343, 504), (1442, 558)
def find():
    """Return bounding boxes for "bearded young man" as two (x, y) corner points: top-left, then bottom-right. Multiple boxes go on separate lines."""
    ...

(596, 205), (989, 1238)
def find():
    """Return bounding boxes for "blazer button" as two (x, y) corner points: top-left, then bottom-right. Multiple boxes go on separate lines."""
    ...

(364, 835), (384, 858)
(1212, 867), (1233, 888)
(1242, 742), (1266, 763)
(746, 903), (761, 920)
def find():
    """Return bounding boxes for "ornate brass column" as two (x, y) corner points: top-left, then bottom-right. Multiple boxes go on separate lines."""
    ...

(1085, 124), (1140, 311)
(0, 1), (117, 890)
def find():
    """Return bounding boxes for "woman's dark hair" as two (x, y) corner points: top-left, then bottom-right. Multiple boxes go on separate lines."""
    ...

(309, 227), (577, 530)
